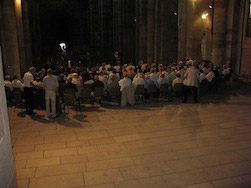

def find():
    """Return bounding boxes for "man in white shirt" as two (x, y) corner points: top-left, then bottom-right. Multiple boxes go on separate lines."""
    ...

(4, 75), (13, 91)
(42, 69), (59, 118)
(23, 67), (36, 115)
(119, 72), (135, 106)
(12, 75), (24, 91)
(183, 62), (200, 103)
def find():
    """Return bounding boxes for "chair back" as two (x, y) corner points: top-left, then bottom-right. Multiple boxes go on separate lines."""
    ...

(94, 87), (104, 97)
(83, 84), (93, 88)
(135, 85), (145, 95)
(147, 84), (157, 94)
(159, 83), (169, 93)
(80, 88), (91, 98)
(64, 94), (77, 106)
(173, 83), (183, 93)
(200, 79), (209, 96)
(107, 86), (120, 97)
(12, 90), (23, 104)
(65, 88), (76, 95)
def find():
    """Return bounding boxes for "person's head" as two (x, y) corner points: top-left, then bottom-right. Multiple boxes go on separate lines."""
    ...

(109, 74), (115, 81)
(47, 68), (53, 75)
(13, 75), (18, 80)
(200, 69), (204, 74)
(72, 73), (78, 78)
(160, 74), (165, 79)
(208, 67), (212, 72)
(68, 77), (73, 83)
(35, 77), (40, 82)
(171, 67), (175, 72)
(94, 75), (99, 81)
(5, 75), (11, 81)
(29, 67), (36, 74)
(145, 74), (150, 80)
(176, 73), (181, 78)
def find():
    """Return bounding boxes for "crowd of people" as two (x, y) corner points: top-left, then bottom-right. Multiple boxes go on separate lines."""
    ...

(4, 58), (233, 119)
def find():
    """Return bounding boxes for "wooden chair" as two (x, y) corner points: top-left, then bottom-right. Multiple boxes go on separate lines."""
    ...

(159, 83), (169, 98)
(146, 84), (157, 101)
(134, 85), (145, 102)
(94, 87), (104, 103)
(200, 79), (209, 96)
(107, 86), (120, 103)
(65, 88), (76, 96)
(63, 94), (80, 115)
(12, 88), (24, 112)
(173, 83), (183, 97)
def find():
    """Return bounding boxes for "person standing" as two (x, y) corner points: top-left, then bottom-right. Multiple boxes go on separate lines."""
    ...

(183, 62), (200, 103)
(42, 69), (59, 118)
(23, 67), (36, 115)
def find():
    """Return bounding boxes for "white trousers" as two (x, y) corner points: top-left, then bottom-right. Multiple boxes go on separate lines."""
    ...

(45, 90), (56, 117)
(121, 86), (135, 107)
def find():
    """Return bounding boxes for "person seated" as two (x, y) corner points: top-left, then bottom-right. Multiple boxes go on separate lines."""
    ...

(82, 74), (94, 85)
(132, 73), (146, 89)
(206, 68), (215, 83)
(119, 72), (135, 106)
(157, 73), (169, 89)
(127, 65), (136, 80)
(98, 69), (108, 90)
(199, 69), (207, 83)
(172, 73), (183, 87)
(67, 68), (76, 80)
(145, 74), (155, 87)
(63, 77), (77, 94)
(222, 65), (230, 78)
(4, 75), (13, 91)
(107, 73), (119, 89)
(33, 77), (43, 87)
(92, 75), (104, 92)
(71, 73), (81, 96)
(168, 67), (177, 85)
(12, 75), (24, 91)
(150, 69), (159, 84)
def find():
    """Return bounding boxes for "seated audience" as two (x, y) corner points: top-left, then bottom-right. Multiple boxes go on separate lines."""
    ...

(92, 75), (104, 92)
(132, 73), (146, 89)
(107, 73), (119, 89)
(206, 68), (215, 83)
(12, 75), (24, 91)
(4, 75), (13, 91)
(172, 73), (183, 87)
(63, 77), (77, 94)
(157, 74), (169, 89)
(199, 70), (207, 83)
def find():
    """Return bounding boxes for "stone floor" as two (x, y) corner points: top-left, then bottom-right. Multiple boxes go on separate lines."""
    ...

(8, 86), (251, 188)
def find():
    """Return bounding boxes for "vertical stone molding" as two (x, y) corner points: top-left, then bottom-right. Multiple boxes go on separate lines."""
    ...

(212, 0), (228, 67)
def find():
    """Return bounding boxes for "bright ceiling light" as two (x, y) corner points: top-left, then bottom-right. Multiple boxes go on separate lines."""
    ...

(209, 5), (212, 9)
(201, 13), (209, 19)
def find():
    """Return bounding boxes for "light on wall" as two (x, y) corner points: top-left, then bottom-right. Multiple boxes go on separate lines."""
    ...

(15, 0), (21, 7)
(201, 13), (209, 20)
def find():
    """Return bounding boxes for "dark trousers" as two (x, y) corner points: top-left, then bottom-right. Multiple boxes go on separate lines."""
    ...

(24, 87), (34, 113)
(183, 86), (198, 103)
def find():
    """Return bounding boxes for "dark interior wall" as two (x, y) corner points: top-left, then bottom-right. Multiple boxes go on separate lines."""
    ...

(27, 0), (178, 66)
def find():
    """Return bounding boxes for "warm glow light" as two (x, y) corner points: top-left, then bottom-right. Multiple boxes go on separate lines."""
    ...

(209, 5), (212, 9)
(15, 0), (21, 7)
(174, 12), (178, 16)
(201, 13), (209, 19)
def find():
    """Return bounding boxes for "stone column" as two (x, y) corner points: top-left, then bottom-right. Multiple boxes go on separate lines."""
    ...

(225, 0), (240, 72)
(1, 0), (21, 77)
(136, 0), (148, 62)
(154, 0), (162, 64)
(178, 0), (187, 62)
(0, 46), (17, 188)
(212, 0), (228, 67)
(22, 0), (33, 68)
(147, 0), (155, 64)
(15, 0), (28, 75)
